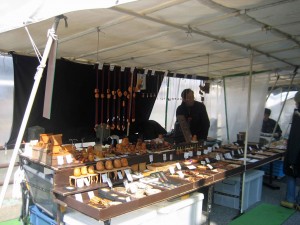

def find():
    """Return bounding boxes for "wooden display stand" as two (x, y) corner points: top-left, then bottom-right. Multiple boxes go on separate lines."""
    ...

(95, 166), (131, 183)
(69, 173), (99, 187)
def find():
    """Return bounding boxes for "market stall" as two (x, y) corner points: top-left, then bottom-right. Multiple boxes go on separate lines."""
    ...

(1, 0), (300, 224)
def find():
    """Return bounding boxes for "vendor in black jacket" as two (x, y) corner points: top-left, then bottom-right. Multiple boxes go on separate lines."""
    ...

(261, 108), (282, 140)
(175, 89), (210, 142)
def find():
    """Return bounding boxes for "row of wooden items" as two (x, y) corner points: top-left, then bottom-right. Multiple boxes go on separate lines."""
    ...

(33, 133), (169, 163)
(73, 158), (129, 177)
(34, 133), (65, 153)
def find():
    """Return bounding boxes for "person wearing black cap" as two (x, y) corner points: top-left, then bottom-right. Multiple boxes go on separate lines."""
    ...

(174, 89), (210, 142)
(281, 91), (300, 210)
(261, 108), (282, 140)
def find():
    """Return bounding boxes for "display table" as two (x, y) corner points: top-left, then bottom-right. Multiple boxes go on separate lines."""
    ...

(20, 145), (285, 224)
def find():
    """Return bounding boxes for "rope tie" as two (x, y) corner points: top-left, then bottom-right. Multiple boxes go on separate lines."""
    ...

(24, 26), (42, 62)
(48, 28), (58, 40)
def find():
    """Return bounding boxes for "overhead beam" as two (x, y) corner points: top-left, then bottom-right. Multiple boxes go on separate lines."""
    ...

(176, 58), (295, 77)
(73, 30), (177, 59)
(33, 0), (190, 50)
(112, 5), (297, 68)
(110, 41), (232, 63)
(197, 0), (300, 47)
(112, 44), (299, 72)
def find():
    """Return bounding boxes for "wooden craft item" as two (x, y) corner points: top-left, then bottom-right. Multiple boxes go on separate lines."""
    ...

(177, 115), (192, 143)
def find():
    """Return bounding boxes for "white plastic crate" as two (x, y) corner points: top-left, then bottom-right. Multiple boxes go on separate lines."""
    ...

(63, 192), (204, 225)
(214, 169), (264, 210)
(153, 192), (204, 225)
(63, 205), (157, 225)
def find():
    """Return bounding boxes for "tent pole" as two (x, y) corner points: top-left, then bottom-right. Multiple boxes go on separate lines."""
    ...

(165, 77), (170, 130)
(0, 16), (63, 207)
(240, 50), (254, 214)
(222, 77), (230, 143)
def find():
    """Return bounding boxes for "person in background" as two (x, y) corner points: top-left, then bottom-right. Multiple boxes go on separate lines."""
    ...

(175, 89), (210, 142)
(261, 108), (282, 140)
(280, 91), (300, 210)
(135, 120), (167, 140)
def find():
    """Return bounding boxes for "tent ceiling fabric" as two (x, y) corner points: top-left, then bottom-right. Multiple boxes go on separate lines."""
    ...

(1, 0), (300, 83)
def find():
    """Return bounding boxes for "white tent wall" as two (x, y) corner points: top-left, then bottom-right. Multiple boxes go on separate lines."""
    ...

(224, 74), (269, 144)
(0, 55), (14, 147)
(205, 81), (224, 140)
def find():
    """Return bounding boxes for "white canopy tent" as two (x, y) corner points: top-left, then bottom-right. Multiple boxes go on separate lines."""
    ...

(0, 0), (299, 84)
(0, 0), (300, 213)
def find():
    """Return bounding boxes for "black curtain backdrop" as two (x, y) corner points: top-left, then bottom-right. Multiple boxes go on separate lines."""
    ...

(8, 54), (164, 146)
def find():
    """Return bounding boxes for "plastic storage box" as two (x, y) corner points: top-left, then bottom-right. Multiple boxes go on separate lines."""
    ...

(23, 164), (56, 217)
(64, 206), (157, 225)
(214, 169), (264, 210)
(63, 192), (204, 225)
(153, 192), (204, 225)
(30, 205), (56, 225)
(260, 160), (285, 179)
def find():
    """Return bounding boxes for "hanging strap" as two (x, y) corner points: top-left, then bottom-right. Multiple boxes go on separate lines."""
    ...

(132, 69), (137, 122)
(94, 64), (100, 125)
(127, 70), (132, 124)
(117, 68), (122, 130)
(111, 67), (117, 130)
(106, 66), (111, 128)
(122, 69), (128, 131)
(100, 65), (105, 127)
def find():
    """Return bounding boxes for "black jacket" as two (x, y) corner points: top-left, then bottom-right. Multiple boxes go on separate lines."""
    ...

(175, 101), (210, 140)
(283, 109), (300, 177)
(261, 118), (282, 139)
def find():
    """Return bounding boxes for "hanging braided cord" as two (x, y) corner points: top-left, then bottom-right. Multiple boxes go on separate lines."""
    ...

(122, 69), (128, 130)
(95, 29), (100, 125)
(101, 65), (105, 126)
(95, 64), (99, 125)
(132, 69), (137, 122)
(117, 68), (122, 130)
(107, 67), (111, 128)
(111, 67), (117, 130)
(127, 70), (132, 123)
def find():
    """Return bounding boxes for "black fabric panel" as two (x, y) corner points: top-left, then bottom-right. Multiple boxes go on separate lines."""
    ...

(48, 59), (96, 142)
(8, 54), (42, 146)
(8, 54), (96, 146)
(8, 53), (165, 146)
